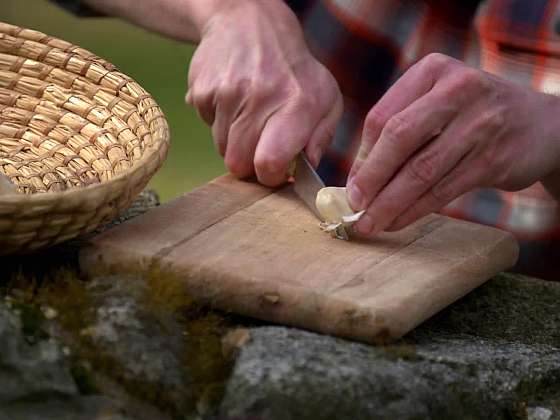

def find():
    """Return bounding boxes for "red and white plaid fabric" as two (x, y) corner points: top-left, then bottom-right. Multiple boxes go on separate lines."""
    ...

(286, 0), (560, 278)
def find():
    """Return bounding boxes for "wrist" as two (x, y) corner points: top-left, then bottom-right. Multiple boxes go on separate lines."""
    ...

(188, 0), (240, 36)
(199, 0), (298, 38)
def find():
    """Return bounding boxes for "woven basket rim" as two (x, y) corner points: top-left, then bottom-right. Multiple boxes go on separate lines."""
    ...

(0, 141), (165, 203)
(0, 22), (170, 204)
(0, 21), (170, 255)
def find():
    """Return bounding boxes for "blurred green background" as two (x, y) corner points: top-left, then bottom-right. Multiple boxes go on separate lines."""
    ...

(2, 0), (223, 202)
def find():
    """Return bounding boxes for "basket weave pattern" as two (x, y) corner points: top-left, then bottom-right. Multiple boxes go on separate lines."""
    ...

(0, 22), (170, 254)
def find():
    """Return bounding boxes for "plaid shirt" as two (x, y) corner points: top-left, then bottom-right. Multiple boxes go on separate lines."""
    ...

(56, 0), (560, 278)
(284, 0), (560, 279)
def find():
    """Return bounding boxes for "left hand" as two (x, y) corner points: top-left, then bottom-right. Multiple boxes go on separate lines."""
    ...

(346, 53), (560, 236)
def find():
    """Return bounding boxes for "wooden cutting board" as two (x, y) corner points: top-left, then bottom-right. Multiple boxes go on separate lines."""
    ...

(80, 175), (519, 344)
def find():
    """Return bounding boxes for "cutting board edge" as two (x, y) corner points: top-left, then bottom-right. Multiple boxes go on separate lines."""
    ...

(86, 175), (274, 259)
(80, 243), (407, 344)
(79, 227), (518, 345)
(385, 228), (520, 337)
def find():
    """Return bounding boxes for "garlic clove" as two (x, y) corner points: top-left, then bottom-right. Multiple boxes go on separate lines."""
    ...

(315, 187), (355, 223)
(315, 187), (365, 240)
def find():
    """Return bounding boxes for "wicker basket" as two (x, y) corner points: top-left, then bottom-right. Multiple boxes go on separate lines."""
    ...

(0, 22), (170, 255)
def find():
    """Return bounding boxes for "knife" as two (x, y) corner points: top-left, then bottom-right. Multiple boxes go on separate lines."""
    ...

(293, 152), (325, 220)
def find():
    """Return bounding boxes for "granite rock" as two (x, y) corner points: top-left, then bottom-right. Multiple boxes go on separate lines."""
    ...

(0, 301), (132, 420)
(76, 275), (195, 417)
(218, 274), (560, 420)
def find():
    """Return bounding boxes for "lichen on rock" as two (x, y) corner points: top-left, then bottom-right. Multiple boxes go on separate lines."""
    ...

(0, 190), (235, 419)
(1, 266), (235, 419)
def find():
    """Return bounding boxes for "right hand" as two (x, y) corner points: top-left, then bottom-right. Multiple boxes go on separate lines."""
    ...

(186, 0), (343, 186)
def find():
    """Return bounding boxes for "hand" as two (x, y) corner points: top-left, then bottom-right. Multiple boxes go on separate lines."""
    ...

(187, 0), (343, 186)
(346, 53), (560, 236)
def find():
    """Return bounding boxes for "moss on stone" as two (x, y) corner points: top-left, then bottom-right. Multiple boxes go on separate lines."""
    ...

(1, 262), (236, 419)
(381, 344), (420, 362)
(414, 273), (560, 347)
(139, 265), (236, 415)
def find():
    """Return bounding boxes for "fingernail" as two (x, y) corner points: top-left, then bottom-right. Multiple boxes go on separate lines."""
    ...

(347, 181), (364, 210)
(354, 213), (374, 235)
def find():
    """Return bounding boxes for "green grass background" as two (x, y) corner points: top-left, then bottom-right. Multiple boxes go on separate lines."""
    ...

(2, 0), (223, 202)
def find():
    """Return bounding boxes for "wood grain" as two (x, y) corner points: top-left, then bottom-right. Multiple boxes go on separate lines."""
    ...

(81, 176), (519, 344)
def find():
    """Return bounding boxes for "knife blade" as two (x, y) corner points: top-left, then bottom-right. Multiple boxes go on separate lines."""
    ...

(293, 153), (325, 220)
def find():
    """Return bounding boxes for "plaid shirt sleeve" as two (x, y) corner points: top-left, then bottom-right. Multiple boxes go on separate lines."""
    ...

(49, 0), (105, 17)
(288, 0), (560, 279)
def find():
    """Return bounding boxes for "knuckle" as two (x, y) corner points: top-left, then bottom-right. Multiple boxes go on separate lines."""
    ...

(191, 84), (212, 104)
(364, 107), (388, 141)
(292, 90), (319, 110)
(225, 155), (249, 178)
(458, 68), (480, 86)
(284, 81), (305, 101)
(479, 108), (506, 133)
(384, 113), (412, 144)
(191, 94), (207, 111)
(221, 78), (249, 100)
(224, 145), (252, 177)
(419, 52), (453, 73)
(284, 79), (320, 109)
(408, 149), (441, 186)
(254, 153), (285, 176)
(431, 177), (457, 203)
(217, 83), (237, 101)
(449, 68), (488, 93)
(251, 78), (275, 101)
(234, 77), (251, 92)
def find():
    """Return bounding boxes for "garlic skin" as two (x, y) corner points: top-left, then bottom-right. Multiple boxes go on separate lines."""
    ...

(315, 187), (365, 240)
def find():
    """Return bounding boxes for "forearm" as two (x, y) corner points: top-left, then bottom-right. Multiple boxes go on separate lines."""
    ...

(81, 0), (240, 43)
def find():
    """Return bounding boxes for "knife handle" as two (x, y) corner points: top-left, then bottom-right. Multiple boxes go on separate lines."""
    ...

(287, 157), (297, 180)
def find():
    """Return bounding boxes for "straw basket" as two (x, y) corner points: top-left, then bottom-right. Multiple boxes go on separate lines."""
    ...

(0, 22), (170, 255)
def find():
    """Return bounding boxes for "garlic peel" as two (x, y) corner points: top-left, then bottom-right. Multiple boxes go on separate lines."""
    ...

(342, 210), (365, 224)
(315, 187), (365, 240)
(319, 222), (350, 240)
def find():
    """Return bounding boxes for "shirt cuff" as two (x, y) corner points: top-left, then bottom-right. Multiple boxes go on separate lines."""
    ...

(50, 0), (105, 17)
